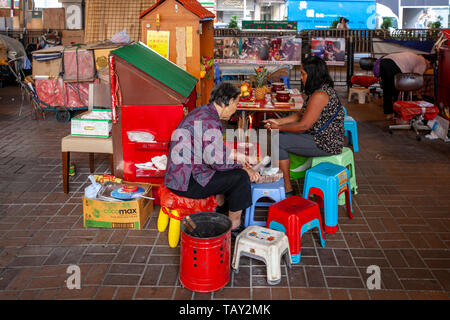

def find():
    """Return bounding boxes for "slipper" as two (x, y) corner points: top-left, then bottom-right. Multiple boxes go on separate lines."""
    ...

(231, 223), (246, 239)
(385, 114), (395, 120)
(215, 203), (229, 215)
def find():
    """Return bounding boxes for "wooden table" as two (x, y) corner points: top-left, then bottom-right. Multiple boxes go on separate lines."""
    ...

(237, 94), (303, 130)
(219, 63), (292, 79)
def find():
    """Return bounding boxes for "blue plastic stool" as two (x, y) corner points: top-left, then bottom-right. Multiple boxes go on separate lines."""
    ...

(244, 179), (286, 227)
(302, 163), (354, 234)
(344, 116), (359, 153)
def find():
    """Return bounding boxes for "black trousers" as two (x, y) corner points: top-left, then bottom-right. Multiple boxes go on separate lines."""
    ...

(380, 58), (402, 114)
(169, 169), (252, 212)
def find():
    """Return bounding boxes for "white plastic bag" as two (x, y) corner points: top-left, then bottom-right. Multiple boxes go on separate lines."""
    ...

(426, 115), (449, 142)
(127, 131), (155, 143)
(84, 175), (102, 199)
(151, 155), (167, 170)
(135, 155), (168, 171)
(111, 29), (131, 43)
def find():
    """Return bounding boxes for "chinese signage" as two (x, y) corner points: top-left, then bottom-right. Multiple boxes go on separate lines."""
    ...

(242, 20), (298, 30)
(147, 31), (170, 59)
(216, 0), (254, 10)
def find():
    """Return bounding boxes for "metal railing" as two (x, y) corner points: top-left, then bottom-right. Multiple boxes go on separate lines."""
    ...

(0, 29), (65, 46)
(214, 28), (442, 54)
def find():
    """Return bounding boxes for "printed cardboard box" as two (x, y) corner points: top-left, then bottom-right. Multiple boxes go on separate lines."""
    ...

(83, 183), (153, 230)
(71, 109), (112, 137)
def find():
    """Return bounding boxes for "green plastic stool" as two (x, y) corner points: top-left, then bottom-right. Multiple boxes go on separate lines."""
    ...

(289, 154), (312, 180)
(311, 147), (357, 205)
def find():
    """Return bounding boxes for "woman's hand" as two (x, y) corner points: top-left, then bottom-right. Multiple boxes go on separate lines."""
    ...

(263, 118), (280, 130)
(243, 167), (261, 183)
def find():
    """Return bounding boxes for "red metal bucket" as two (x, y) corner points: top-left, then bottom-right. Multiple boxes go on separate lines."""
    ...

(179, 212), (232, 292)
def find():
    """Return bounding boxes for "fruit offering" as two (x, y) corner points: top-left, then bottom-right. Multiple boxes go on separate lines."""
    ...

(240, 82), (251, 98)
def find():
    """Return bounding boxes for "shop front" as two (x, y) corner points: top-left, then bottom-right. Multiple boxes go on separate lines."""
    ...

(287, 0), (377, 29)
(377, 0), (449, 29)
(215, 0), (286, 25)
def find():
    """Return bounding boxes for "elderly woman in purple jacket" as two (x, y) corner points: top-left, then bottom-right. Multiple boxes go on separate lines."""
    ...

(164, 82), (260, 235)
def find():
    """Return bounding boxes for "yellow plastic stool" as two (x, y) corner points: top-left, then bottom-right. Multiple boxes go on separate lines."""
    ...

(158, 207), (181, 248)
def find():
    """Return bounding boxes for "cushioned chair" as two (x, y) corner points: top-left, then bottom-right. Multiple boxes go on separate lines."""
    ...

(61, 135), (114, 193)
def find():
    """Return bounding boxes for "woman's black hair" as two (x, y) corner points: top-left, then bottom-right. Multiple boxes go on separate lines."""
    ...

(209, 82), (240, 107)
(302, 55), (334, 95)
(421, 53), (437, 65)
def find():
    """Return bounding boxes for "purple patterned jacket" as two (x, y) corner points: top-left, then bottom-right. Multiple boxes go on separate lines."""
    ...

(164, 103), (242, 192)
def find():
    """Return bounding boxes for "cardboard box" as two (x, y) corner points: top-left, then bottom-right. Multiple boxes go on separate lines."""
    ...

(61, 30), (85, 45)
(71, 109), (112, 137)
(83, 183), (153, 230)
(32, 57), (62, 79)
(43, 8), (65, 29)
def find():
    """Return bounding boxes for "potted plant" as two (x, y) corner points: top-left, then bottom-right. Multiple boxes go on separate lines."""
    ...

(200, 56), (214, 80)
(253, 66), (269, 100)
(227, 16), (239, 29)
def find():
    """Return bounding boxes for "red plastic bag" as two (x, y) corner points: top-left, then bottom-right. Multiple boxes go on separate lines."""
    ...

(158, 185), (218, 219)
(63, 49), (95, 81)
(35, 78), (65, 108)
(393, 101), (439, 121)
(65, 82), (89, 108)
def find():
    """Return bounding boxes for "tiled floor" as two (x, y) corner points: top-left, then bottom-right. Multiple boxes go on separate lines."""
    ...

(0, 85), (449, 300)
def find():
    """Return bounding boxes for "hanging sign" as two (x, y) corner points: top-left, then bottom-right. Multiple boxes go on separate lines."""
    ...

(147, 30), (170, 59)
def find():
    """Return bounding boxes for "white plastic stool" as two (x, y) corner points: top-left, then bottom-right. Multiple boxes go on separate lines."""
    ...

(232, 226), (291, 285)
(348, 87), (370, 104)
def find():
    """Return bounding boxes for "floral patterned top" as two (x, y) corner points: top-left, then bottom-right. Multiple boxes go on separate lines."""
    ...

(302, 84), (344, 155)
(164, 103), (242, 192)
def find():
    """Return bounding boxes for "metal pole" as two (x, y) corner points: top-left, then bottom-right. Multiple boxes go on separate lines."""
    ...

(243, 0), (247, 20)
(347, 36), (354, 89)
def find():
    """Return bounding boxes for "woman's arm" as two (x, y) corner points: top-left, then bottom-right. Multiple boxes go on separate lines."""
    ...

(267, 91), (329, 133)
(263, 112), (301, 126)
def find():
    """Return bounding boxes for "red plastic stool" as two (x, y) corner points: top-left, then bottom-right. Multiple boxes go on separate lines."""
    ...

(157, 185), (218, 248)
(266, 196), (326, 264)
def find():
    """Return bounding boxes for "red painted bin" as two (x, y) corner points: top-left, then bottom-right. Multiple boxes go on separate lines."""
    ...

(179, 212), (232, 292)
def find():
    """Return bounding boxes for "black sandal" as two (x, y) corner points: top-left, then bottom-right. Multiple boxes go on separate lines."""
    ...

(215, 202), (229, 215)
(285, 190), (295, 198)
(231, 223), (245, 239)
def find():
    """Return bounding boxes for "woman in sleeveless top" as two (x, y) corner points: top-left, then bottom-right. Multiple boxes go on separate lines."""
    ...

(263, 56), (344, 197)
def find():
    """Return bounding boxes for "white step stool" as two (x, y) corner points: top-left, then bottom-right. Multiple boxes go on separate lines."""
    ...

(348, 87), (370, 104)
(232, 226), (291, 285)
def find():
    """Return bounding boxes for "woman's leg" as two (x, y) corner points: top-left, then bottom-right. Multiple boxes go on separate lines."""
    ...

(279, 159), (292, 193)
(276, 132), (331, 194)
(228, 210), (243, 230)
(380, 59), (402, 118)
(216, 194), (225, 206)
(169, 169), (252, 230)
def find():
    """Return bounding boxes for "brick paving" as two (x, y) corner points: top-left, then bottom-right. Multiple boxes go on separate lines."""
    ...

(0, 85), (449, 300)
